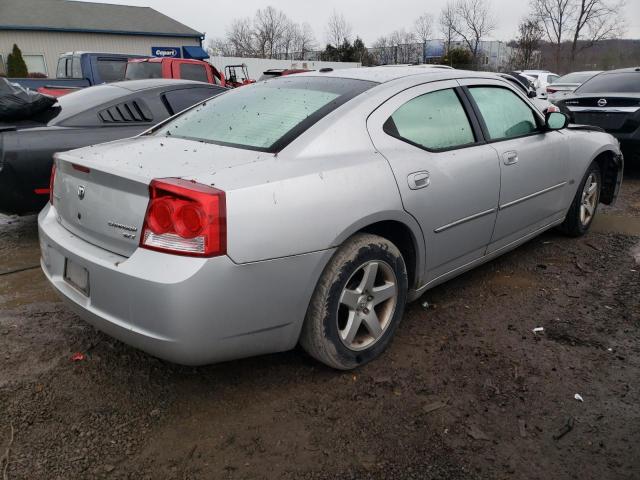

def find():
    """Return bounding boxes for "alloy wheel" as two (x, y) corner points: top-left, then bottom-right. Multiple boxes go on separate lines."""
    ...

(580, 173), (599, 226)
(337, 260), (398, 351)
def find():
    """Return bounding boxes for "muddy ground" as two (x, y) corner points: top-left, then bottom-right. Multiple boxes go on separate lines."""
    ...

(1, 171), (639, 480)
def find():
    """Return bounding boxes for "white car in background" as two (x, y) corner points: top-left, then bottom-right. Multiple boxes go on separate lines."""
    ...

(547, 71), (602, 103)
(516, 70), (561, 99)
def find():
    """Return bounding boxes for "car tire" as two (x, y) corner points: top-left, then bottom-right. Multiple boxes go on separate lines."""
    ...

(560, 161), (601, 237)
(299, 233), (408, 370)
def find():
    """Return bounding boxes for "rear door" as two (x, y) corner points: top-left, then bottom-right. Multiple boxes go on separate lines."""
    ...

(367, 80), (500, 282)
(458, 79), (570, 252)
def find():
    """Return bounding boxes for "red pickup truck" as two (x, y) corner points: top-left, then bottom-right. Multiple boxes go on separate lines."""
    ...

(125, 58), (224, 85)
(124, 58), (255, 88)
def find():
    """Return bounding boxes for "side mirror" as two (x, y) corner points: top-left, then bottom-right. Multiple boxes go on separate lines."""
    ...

(545, 111), (569, 130)
(528, 90), (537, 98)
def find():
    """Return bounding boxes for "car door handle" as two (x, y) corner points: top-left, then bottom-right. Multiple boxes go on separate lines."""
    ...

(408, 171), (430, 190)
(503, 151), (519, 165)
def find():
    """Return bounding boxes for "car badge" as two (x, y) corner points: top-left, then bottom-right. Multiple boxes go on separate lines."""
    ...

(597, 98), (607, 107)
(77, 185), (85, 200)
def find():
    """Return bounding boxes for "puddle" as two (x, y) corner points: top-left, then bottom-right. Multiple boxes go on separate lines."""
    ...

(591, 213), (640, 236)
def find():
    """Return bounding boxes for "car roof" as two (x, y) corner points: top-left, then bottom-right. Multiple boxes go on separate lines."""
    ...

(598, 67), (640, 74)
(296, 65), (493, 84)
(107, 78), (217, 92)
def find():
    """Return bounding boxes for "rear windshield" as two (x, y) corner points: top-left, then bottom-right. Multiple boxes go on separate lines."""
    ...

(557, 72), (597, 84)
(576, 72), (640, 93)
(155, 76), (377, 152)
(125, 62), (163, 80)
(96, 59), (128, 83)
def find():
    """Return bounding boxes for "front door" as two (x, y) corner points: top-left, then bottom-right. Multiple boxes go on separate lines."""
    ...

(458, 80), (570, 253)
(367, 81), (501, 283)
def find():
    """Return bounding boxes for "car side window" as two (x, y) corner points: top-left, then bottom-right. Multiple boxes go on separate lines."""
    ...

(383, 88), (475, 151)
(180, 64), (209, 82)
(469, 87), (538, 140)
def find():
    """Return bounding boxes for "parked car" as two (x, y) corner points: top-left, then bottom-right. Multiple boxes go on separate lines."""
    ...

(547, 71), (602, 102)
(258, 69), (313, 81)
(0, 79), (225, 215)
(555, 67), (640, 161)
(498, 73), (552, 112)
(125, 58), (225, 86)
(39, 68), (622, 369)
(9, 52), (148, 96)
(516, 70), (561, 99)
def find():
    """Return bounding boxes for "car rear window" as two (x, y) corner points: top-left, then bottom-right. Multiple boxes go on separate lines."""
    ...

(577, 72), (640, 93)
(125, 62), (162, 80)
(155, 76), (377, 152)
(557, 72), (596, 84)
(96, 59), (128, 83)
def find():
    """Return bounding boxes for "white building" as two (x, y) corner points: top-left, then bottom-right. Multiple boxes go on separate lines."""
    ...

(0, 0), (205, 77)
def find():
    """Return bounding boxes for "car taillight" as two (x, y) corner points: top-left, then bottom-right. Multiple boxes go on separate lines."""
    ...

(547, 87), (557, 93)
(140, 178), (226, 257)
(49, 163), (56, 205)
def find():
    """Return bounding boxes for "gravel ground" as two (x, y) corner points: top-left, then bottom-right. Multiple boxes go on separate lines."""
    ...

(0, 171), (638, 480)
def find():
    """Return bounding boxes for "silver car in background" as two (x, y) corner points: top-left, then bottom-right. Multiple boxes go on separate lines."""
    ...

(39, 67), (623, 369)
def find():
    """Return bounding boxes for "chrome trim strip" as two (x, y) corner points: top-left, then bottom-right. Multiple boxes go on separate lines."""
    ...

(434, 208), (496, 233)
(499, 182), (567, 210)
(566, 106), (640, 113)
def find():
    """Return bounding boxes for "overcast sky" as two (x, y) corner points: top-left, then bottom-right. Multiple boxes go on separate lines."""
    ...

(81, 0), (639, 45)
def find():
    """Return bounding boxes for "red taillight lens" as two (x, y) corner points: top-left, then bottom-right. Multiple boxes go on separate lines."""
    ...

(547, 87), (557, 93)
(49, 163), (56, 205)
(140, 178), (226, 257)
(147, 199), (174, 234)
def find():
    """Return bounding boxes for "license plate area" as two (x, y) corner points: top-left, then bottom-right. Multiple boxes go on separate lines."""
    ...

(64, 258), (90, 296)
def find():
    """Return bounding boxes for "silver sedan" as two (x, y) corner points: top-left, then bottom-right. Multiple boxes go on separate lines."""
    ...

(39, 67), (623, 369)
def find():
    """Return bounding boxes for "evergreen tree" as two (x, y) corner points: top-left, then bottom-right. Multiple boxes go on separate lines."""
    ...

(7, 44), (28, 77)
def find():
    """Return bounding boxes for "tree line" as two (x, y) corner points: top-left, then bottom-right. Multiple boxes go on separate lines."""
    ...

(208, 0), (628, 72)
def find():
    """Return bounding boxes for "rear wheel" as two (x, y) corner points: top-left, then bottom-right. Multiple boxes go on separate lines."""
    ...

(560, 161), (601, 237)
(300, 233), (408, 370)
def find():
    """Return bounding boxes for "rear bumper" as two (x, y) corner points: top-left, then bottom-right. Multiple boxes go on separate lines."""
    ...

(38, 204), (333, 365)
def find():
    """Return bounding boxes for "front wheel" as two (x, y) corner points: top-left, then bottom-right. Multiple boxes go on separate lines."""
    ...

(560, 161), (601, 237)
(299, 233), (408, 370)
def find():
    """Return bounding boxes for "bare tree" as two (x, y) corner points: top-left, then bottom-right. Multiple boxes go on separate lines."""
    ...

(293, 22), (317, 60)
(414, 13), (434, 63)
(451, 0), (496, 65)
(226, 17), (256, 57)
(570, 0), (625, 63)
(439, 2), (459, 62)
(390, 29), (418, 63)
(326, 10), (352, 47)
(532, 0), (574, 70)
(253, 6), (290, 58)
(512, 17), (544, 69)
(371, 36), (394, 65)
(207, 38), (234, 57)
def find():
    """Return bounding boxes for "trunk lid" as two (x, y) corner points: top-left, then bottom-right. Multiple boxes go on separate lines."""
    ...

(52, 136), (270, 257)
